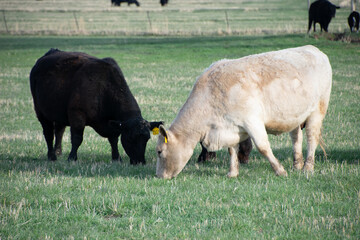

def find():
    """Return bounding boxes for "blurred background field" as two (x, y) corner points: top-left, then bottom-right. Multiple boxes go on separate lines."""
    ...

(0, 0), (355, 35)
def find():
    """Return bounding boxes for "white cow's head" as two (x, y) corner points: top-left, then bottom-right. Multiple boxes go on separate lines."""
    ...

(156, 125), (194, 179)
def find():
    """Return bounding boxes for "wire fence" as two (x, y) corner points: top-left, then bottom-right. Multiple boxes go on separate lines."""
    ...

(0, 0), (351, 36)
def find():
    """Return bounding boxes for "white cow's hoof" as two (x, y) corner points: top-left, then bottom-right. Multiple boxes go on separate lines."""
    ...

(303, 164), (314, 172)
(275, 168), (288, 177)
(227, 172), (239, 178)
(293, 161), (304, 170)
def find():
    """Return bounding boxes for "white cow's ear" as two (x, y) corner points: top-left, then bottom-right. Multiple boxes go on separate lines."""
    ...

(159, 125), (169, 143)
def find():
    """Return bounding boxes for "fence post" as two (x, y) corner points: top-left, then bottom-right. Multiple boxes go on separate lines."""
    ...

(225, 11), (230, 33)
(147, 11), (152, 32)
(2, 10), (9, 34)
(351, 0), (356, 11)
(73, 12), (79, 32)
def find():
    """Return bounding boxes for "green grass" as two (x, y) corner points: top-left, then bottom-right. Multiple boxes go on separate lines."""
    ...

(0, 0), (360, 238)
(0, 34), (359, 239)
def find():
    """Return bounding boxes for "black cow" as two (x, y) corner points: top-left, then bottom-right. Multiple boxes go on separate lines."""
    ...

(30, 49), (162, 164)
(160, 0), (168, 6)
(308, 0), (340, 33)
(198, 138), (253, 164)
(348, 11), (360, 32)
(111, 0), (140, 7)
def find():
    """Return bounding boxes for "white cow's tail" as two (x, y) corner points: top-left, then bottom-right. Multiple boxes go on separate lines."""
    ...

(319, 129), (327, 161)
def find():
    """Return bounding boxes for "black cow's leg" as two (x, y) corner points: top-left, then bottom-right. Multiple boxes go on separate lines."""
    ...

(323, 22), (329, 32)
(198, 140), (252, 164)
(308, 19), (312, 33)
(108, 136), (122, 162)
(68, 126), (84, 161)
(54, 124), (66, 156)
(38, 115), (56, 161)
(238, 138), (252, 164)
(197, 142), (216, 162)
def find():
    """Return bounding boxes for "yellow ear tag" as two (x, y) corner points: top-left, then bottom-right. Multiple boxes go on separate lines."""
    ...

(164, 136), (168, 143)
(152, 127), (159, 135)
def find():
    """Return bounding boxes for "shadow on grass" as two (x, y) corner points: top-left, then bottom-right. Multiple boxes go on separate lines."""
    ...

(188, 146), (360, 172)
(0, 147), (358, 179)
(0, 34), (305, 53)
(181, 147), (359, 179)
(0, 151), (158, 179)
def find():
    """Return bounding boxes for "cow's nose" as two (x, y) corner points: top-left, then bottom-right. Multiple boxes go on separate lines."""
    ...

(156, 171), (173, 179)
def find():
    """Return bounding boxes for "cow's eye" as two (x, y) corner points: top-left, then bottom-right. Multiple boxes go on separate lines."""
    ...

(157, 150), (162, 155)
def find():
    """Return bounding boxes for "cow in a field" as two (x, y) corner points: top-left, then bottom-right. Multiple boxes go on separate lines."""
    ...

(160, 0), (168, 6)
(156, 45), (332, 179)
(111, 0), (140, 7)
(308, 0), (340, 33)
(30, 49), (162, 164)
(348, 11), (360, 32)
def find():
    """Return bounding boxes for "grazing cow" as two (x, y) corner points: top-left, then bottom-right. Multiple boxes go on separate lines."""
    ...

(348, 11), (360, 32)
(156, 45), (332, 179)
(160, 0), (168, 6)
(308, 0), (340, 33)
(111, 0), (140, 7)
(30, 49), (162, 164)
(198, 138), (252, 164)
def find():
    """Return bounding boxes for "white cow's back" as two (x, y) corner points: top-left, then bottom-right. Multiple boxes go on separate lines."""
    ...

(190, 45), (332, 136)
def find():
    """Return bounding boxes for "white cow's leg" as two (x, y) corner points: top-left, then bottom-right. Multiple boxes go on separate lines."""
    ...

(290, 126), (304, 170)
(227, 145), (239, 178)
(304, 111), (325, 172)
(247, 123), (288, 176)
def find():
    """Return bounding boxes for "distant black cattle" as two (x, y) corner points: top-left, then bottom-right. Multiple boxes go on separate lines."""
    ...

(198, 138), (253, 164)
(111, 0), (140, 7)
(160, 0), (168, 6)
(308, 0), (340, 33)
(30, 49), (162, 164)
(348, 11), (360, 32)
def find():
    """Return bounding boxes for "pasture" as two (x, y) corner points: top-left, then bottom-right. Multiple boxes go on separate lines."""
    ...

(0, 0), (354, 35)
(1, 0), (360, 239)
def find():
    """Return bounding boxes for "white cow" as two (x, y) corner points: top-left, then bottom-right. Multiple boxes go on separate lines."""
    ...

(156, 45), (332, 179)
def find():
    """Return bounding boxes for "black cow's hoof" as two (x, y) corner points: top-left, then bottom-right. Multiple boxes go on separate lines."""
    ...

(112, 157), (122, 162)
(67, 156), (77, 161)
(48, 152), (57, 161)
(55, 148), (62, 156)
(48, 156), (57, 161)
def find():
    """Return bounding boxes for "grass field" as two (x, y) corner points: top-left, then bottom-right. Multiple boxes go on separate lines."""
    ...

(1, 0), (360, 239)
(1, 34), (359, 239)
(0, 0), (355, 35)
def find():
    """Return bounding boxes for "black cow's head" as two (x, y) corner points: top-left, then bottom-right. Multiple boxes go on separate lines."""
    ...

(160, 0), (168, 6)
(110, 118), (163, 165)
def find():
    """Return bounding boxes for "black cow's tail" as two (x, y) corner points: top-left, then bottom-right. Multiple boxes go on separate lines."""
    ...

(30, 48), (60, 98)
(319, 129), (327, 162)
(307, 19), (313, 33)
(29, 64), (37, 111)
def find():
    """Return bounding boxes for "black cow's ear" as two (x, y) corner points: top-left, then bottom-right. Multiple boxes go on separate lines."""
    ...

(148, 121), (164, 130)
(109, 120), (123, 131)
